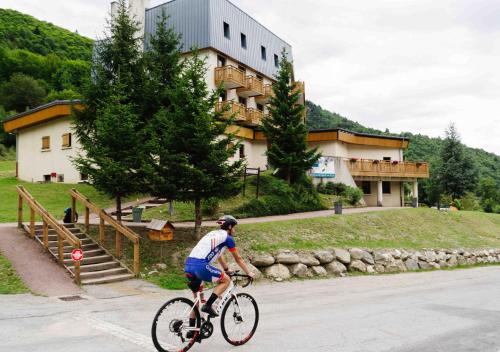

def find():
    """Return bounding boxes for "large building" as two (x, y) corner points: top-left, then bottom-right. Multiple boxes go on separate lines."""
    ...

(2, 0), (429, 206)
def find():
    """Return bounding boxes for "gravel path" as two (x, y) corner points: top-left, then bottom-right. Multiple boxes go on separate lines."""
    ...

(0, 225), (81, 297)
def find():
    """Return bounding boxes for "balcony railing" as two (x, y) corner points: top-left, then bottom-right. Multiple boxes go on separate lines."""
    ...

(294, 81), (305, 105)
(215, 101), (246, 122)
(245, 108), (263, 126)
(215, 65), (245, 89)
(346, 159), (430, 179)
(237, 76), (264, 97)
(255, 84), (275, 103)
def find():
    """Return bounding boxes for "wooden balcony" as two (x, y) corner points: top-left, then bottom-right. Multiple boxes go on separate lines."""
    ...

(215, 65), (245, 89)
(255, 84), (275, 103)
(245, 108), (263, 126)
(346, 159), (430, 179)
(215, 101), (246, 122)
(237, 76), (264, 98)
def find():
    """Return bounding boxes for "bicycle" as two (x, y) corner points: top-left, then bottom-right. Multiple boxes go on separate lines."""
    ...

(151, 271), (259, 352)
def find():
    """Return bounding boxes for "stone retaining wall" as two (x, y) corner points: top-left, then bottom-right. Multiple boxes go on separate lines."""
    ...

(242, 248), (500, 281)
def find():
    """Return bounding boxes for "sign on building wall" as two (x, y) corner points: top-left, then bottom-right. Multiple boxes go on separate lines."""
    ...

(311, 156), (336, 178)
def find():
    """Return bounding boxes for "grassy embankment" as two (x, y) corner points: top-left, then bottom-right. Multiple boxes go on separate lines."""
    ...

(89, 208), (500, 290)
(0, 253), (29, 294)
(0, 161), (136, 223)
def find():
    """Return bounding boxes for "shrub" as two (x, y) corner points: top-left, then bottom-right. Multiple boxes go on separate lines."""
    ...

(494, 204), (500, 214)
(202, 197), (220, 217)
(482, 198), (496, 213)
(451, 199), (462, 210)
(460, 193), (481, 211)
(316, 181), (346, 195)
(343, 186), (363, 205)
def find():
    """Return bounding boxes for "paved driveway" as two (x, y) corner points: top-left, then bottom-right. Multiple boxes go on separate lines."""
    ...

(0, 266), (499, 351)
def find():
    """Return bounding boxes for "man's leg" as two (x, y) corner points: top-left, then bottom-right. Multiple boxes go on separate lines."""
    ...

(201, 266), (230, 317)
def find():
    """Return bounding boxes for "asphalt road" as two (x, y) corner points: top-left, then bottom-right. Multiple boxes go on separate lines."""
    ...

(1, 266), (499, 352)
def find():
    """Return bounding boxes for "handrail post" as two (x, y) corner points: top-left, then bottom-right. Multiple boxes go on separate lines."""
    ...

(134, 240), (140, 276)
(18, 194), (23, 228)
(57, 235), (64, 264)
(115, 230), (122, 259)
(71, 195), (76, 224)
(42, 220), (49, 248)
(74, 260), (81, 285)
(30, 207), (35, 238)
(85, 207), (89, 233)
(99, 217), (105, 244)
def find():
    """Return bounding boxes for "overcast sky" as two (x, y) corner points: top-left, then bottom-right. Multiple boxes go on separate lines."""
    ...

(1, 0), (499, 154)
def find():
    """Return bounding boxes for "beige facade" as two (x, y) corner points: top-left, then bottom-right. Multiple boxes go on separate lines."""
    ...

(17, 116), (83, 184)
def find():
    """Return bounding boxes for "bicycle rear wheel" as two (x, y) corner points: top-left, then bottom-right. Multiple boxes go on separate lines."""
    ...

(220, 293), (259, 346)
(151, 297), (200, 352)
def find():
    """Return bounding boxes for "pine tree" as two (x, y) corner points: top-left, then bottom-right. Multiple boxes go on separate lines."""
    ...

(262, 51), (320, 184)
(437, 123), (478, 199)
(156, 51), (243, 238)
(72, 0), (147, 221)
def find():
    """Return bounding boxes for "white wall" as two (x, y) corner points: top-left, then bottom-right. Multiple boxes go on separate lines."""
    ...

(17, 117), (83, 183)
(356, 181), (402, 207)
(347, 145), (402, 161)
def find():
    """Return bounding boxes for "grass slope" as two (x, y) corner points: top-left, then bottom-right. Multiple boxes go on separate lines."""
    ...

(236, 208), (500, 252)
(0, 253), (29, 294)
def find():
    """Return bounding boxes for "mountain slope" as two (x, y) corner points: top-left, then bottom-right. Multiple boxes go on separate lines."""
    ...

(0, 8), (93, 61)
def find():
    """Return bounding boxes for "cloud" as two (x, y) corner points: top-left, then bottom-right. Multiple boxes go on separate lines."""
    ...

(1, 0), (499, 153)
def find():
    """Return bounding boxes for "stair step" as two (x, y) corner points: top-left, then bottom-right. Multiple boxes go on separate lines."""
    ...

(48, 238), (94, 247)
(56, 249), (104, 259)
(81, 273), (135, 285)
(71, 261), (121, 273)
(64, 254), (112, 266)
(37, 233), (88, 242)
(80, 267), (129, 280)
(49, 243), (99, 252)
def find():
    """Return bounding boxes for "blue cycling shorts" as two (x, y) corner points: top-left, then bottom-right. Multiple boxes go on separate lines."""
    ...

(185, 259), (224, 283)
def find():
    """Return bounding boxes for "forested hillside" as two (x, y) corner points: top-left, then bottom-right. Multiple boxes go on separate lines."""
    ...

(306, 101), (500, 184)
(0, 9), (92, 156)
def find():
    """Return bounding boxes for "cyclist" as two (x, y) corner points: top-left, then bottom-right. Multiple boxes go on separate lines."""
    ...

(184, 215), (255, 318)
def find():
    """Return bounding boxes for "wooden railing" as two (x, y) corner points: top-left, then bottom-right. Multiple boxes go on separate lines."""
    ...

(16, 186), (82, 284)
(70, 189), (141, 276)
(215, 101), (247, 121)
(245, 108), (263, 126)
(214, 65), (245, 87)
(346, 159), (430, 178)
(240, 76), (264, 95)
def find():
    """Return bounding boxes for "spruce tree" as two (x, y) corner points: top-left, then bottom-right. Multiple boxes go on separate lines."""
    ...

(437, 123), (478, 199)
(156, 51), (243, 238)
(72, 0), (146, 221)
(262, 51), (320, 184)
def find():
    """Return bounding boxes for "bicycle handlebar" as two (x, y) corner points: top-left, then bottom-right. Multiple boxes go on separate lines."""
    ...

(227, 270), (254, 288)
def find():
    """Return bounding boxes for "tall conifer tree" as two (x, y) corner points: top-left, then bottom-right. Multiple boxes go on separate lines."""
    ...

(262, 51), (320, 184)
(72, 0), (146, 221)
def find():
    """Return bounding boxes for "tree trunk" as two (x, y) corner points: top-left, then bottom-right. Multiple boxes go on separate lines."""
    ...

(116, 195), (122, 223)
(194, 198), (202, 239)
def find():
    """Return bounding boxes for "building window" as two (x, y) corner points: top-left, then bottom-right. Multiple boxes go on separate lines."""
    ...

(219, 91), (227, 102)
(274, 54), (279, 68)
(361, 181), (371, 194)
(57, 174), (64, 183)
(217, 55), (226, 67)
(43, 174), (51, 182)
(62, 133), (72, 148)
(80, 173), (88, 181)
(41, 136), (50, 150)
(261, 46), (267, 60)
(240, 33), (247, 49)
(239, 145), (245, 159)
(223, 22), (230, 39)
(238, 97), (247, 106)
(383, 181), (391, 194)
(256, 103), (264, 112)
(383, 157), (391, 161)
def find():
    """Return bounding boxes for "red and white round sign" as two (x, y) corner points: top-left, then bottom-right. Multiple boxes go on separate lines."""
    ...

(71, 249), (84, 262)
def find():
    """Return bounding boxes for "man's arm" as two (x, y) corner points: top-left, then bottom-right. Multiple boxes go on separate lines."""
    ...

(230, 249), (255, 278)
(217, 256), (229, 272)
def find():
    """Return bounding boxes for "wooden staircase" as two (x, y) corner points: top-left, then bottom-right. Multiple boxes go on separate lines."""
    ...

(16, 186), (141, 286)
(31, 223), (134, 285)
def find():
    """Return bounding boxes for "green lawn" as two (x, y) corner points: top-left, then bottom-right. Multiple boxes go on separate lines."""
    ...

(0, 176), (134, 223)
(0, 160), (15, 178)
(0, 253), (29, 294)
(235, 208), (500, 252)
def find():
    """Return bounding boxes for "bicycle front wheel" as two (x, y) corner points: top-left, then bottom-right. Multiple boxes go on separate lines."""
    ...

(220, 293), (259, 346)
(151, 297), (200, 352)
